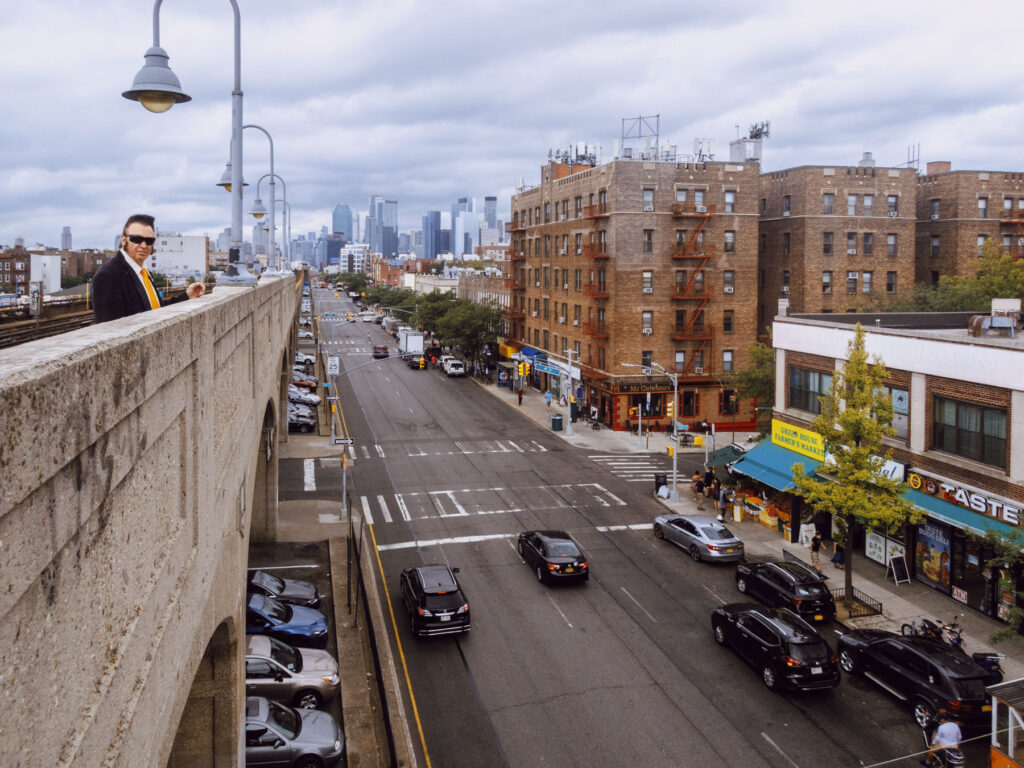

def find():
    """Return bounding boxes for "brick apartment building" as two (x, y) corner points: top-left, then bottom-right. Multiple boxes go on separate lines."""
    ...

(757, 155), (917, 329)
(0, 252), (30, 294)
(507, 157), (760, 432)
(915, 161), (1024, 283)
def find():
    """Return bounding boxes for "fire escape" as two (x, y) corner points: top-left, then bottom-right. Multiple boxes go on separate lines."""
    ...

(580, 200), (611, 376)
(506, 219), (527, 333)
(671, 203), (716, 376)
(1001, 207), (1024, 259)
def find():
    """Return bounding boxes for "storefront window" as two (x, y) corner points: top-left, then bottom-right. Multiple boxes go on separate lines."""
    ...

(914, 521), (951, 593)
(881, 386), (908, 439)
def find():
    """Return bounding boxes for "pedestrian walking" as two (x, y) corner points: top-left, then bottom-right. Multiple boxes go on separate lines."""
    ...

(717, 485), (730, 521)
(517, 388), (523, 406)
(810, 531), (822, 568)
(545, 391), (552, 409)
(831, 540), (845, 569)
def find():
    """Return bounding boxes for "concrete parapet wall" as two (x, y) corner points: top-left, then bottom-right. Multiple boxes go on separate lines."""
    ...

(0, 275), (297, 766)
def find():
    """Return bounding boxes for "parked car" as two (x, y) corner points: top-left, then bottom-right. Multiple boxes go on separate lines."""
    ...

(295, 352), (315, 366)
(438, 354), (455, 371)
(248, 569), (321, 608)
(288, 402), (314, 419)
(445, 360), (466, 377)
(298, 329), (314, 339)
(372, 345), (389, 359)
(245, 635), (339, 709)
(288, 385), (321, 406)
(288, 413), (316, 433)
(374, 315), (384, 324)
(735, 559), (836, 623)
(292, 372), (317, 389)
(246, 593), (329, 648)
(836, 629), (991, 728)
(516, 530), (589, 584)
(653, 513), (744, 563)
(406, 355), (425, 369)
(245, 696), (344, 768)
(400, 564), (471, 637)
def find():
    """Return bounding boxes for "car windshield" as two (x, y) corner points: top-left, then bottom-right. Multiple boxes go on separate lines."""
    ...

(546, 541), (581, 558)
(268, 636), (302, 672)
(794, 583), (829, 599)
(954, 677), (987, 699)
(267, 699), (300, 739)
(700, 525), (736, 541)
(789, 641), (831, 664)
(424, 593), (466, 611)
(252, 571), (285, 594)
(260, 597), (292, 623)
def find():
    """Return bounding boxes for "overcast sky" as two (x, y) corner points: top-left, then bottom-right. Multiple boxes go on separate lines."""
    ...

(2, 0), (1023, 251)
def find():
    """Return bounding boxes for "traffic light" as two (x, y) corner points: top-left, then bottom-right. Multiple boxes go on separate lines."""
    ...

(517, 362), (524, 377)
(419, 357), (426, 369)
(666, 397), (675, 419)
(523, 362), (531, 376)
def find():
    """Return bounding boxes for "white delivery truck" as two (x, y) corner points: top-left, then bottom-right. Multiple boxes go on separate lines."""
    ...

(397, 328), (425, 358)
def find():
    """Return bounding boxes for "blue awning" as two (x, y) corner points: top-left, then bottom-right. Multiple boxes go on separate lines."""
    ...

(519, 347), (541, 359)
(730, 442), (821, 492)
(904, 488), (1019, 538)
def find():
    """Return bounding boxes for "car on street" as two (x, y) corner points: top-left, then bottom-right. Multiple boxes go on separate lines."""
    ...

(835, 629), (992, 728)
(246, 593), (329, 648)
(372, 345), (389, 359)
(295, 352), (315, 366)
(711, 603), (840, 691)
(245, 635), (339, 709)
(735, 559), (836, 623)
(288, 413), (316, 433)
(517, 530), (589, 584)
(445, 360), (466, 377)
(288, 401), (314, 418)
(244, 696), (344, 768)
(406, 355), (425, 369)
(288, 385), (321, 406)
(400, 564), (471, 637)
(248, 570), (321, 608)
(437, 354), (455, 371)
(653, 513), (744, 563)
(298, 329), (313, 339)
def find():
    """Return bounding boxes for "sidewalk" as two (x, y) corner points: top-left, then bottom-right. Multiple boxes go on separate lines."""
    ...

(474, 376), (1024, 681)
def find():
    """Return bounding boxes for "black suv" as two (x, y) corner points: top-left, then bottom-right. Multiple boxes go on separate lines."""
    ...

(711, 603), (840, 691)
(400, 565), (471, 637)
(372, 345), (389, 359)
(836, 630), (991, 728)
(735, 560), (836, 622)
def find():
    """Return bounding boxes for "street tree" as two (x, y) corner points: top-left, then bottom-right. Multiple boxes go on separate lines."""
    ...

(729, 335), (775, 434)
(791, 324), (924, 611)
(412, 290), (457, 335)
(434, 299), (505, 372)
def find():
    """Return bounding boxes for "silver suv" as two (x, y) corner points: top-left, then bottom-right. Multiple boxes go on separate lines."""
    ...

(245, 635), (340, 709)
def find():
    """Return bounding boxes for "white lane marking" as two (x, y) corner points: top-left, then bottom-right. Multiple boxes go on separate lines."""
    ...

(621, 587), (658, 623)
(360, 496), (374, 525)
(703, 584), (727, 605)
(376, 495), (392, 524)
(431, 490), (467, 517)
(377, 533), (514, 551)
(347, 446), (356, 460)
(506, 440), (524, 453)
(547, 594), (574, 629)
(408, 406), (414, 414)
(303, 459), (316, 491)
(530, 441), (547, 452)
(760, 733), (800, 768)
(595, 524), (651, 532)
(395, 494), (412, 522)
(375, 444), (385, 458)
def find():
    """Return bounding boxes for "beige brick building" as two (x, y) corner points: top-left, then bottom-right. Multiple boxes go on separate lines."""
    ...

(507, 157), (760, 432)
(757, 158), (918, 328)
(915, 161), (1024, 283)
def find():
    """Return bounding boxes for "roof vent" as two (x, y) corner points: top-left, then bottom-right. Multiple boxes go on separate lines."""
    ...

(968, 298), (1021, 337)
(858, 152), (876, 168)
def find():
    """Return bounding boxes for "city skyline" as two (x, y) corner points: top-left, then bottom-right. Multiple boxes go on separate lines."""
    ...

(2, 0), (1024, 250)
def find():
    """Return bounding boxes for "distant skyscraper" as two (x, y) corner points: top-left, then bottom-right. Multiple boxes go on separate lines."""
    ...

(484, 196), (497, 229)
(380, 199), (398, 258)
(398, 233), (410, 253)
(422, 210), (441, 260)
(332, 203), (353, 241)
(453, 210), (483, 257)
(60, 226), (72, 251)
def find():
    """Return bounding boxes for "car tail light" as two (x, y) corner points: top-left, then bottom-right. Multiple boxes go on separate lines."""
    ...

(456, 604), (469, 614)
(417, 608), (433, 616)
(580, 562), (588, 569)
(948, 700), (966, 712)
(791, 598), (803, 608)
(783, 656), (803, 667)
(547, 563), (559, 571)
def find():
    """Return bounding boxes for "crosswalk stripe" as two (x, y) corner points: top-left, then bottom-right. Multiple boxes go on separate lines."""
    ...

(376, 494), (392, 524)
(395, 494), (412, 522)
(360, 496), (374, 525)
(303, 459), (316, 491)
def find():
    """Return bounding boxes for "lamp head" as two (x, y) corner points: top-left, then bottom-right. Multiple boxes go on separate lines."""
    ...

(217, 162), (247, 193)
(250, 197), (266, 219)
(122, 46), (191, 113)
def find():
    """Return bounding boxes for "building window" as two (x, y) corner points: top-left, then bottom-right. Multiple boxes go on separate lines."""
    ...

(822, 271), (832, 294)
(978, 197), (988, 219)
(722, 350), (734, 373)
(675, 308), (687, 329)
(863, 195), (874, 216)
(847, 194), (857, 216)
(933, 396), (1006, 468)
(643, 229), (654, 253)
(931, 235), (940, 258)
(723, 309), (734, 333)
(693, 349), (704, 371)
(674, 270), (686, 293)
(760, 233), (766, 253)
(641, 310), (653, 331)
(642, 270), (653, 293)
(846, 271), (858, 294)
(863, 232), (874, 256)
(781, 270), (790, 294)
(887, 195), (898, 215)
(823, 232), (833, 255)
(573, 305), (581, 325)
(693, 270), (705, 292)
(543, 297), (549, 318)
(675, 351), (685, 371)
(693, 309), (705, 327)
(574, 269), (582, 290)
(694, 190), (705, 207)
(676, 189), (687, 203)
(846, 232), (857, 254)
(561, 234), (568, 254)
(977, 234), (987, 256)
(760, 198), (766, 215)
(887, 233), (897, 257)
(723, 270), (735, 293)
(544, 202), (551, 223)
(782, 232), (790, 257)
(724, 230), (735, 253)
(721, 389), (738, 415)
(862, 271), (873, 293)
(574, 196), (583, 218)
(643, 188), (655, 212)
(930, 199), (940, 219)
(783, 195), (791, 215)
(886, 271), (897, 293)
(789, 367), (832, 414)
(544, 235), (550, 257)
(823, 193), (834, 215)
(725, 191), (736, 213)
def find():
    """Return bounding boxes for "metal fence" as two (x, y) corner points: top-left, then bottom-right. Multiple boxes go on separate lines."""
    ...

(831, 586), (883, 618)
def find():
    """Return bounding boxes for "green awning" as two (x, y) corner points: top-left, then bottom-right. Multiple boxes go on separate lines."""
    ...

(904, 488), (1019, 538)
(730, 441), (821, 492)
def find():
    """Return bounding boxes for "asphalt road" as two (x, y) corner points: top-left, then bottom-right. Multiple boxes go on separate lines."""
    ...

(312, 291), (961, 768)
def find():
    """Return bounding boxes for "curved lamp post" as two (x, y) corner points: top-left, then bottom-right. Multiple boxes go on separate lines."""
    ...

(122, 0), (256, 286)
(243, 125), (282, 278)
(251, 170), (289, 273)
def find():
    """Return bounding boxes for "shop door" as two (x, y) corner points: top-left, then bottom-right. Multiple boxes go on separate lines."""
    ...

(950, 530), (993, 615)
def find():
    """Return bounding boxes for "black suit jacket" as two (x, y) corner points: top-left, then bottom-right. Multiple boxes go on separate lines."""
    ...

(92, 251), (186, 324)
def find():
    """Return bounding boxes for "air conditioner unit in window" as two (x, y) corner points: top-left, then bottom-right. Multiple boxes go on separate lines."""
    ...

(782, 285), (790, 294)
(573, 319), (580, 326)
(642, 287), (653, 293)
(641, 328), (653, 335)
(724, 286), (734, 294)
(693, 365), (703, 374)
(783, 211), (790, 216)
(847, 249), (857, 254)
(559, 317), (566, 323)
(930, 214), (939, 220)
(531, 311), (539, 317)
(643, 205), (654, 212)
(888, 211), (899, 217)
(695, 205), (707, 213)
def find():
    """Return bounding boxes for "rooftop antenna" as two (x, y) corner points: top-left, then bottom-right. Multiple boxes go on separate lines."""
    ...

(621, 114), (662, 160)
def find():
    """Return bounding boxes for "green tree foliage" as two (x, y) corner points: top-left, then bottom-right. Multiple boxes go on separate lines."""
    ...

(791, 324), (924, 609)
(435, 299), (505, 371)
(412, 290), (457, 335)
(730, 335), (775, 433)
(969, 528), (1024, 643)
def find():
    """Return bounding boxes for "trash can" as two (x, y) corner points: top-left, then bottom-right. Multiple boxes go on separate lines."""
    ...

(551, 414), (563, 431)
(654, 473), (667, 493)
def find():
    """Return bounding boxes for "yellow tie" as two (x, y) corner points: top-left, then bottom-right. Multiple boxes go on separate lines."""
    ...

(140, 268), (160, 310)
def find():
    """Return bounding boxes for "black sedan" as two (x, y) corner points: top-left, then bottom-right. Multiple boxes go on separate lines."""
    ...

(836, 629), (992, 728)
(711, 603), (840, 691)
(248, 569), (321, 608)
(735, 559), (836, 623)
(517, 530), (589, 584)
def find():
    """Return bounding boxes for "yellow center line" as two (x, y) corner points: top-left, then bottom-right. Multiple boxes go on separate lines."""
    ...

(367, 523), (433, 768)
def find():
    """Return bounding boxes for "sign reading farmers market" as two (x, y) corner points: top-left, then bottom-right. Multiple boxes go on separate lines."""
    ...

(771, 419), (825, 461)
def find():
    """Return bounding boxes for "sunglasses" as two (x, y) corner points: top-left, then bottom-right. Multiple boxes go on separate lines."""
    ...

(125, 234), (157, 246)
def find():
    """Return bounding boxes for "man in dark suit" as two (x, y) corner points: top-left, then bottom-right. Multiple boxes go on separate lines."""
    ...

(93, 213), (205, 324)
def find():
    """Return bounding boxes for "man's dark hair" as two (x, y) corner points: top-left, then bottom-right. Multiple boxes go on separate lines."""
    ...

(122, 214), (155, 235)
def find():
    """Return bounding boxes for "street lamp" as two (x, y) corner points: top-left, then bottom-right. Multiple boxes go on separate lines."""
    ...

(622, 361), (680, 501)
(242, 125), (283, 277)
(123, 0), (256, 286)
(251, 171), (290, 273)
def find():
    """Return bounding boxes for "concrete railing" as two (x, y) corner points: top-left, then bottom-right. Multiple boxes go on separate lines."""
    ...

(0, 275), (298, 767)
